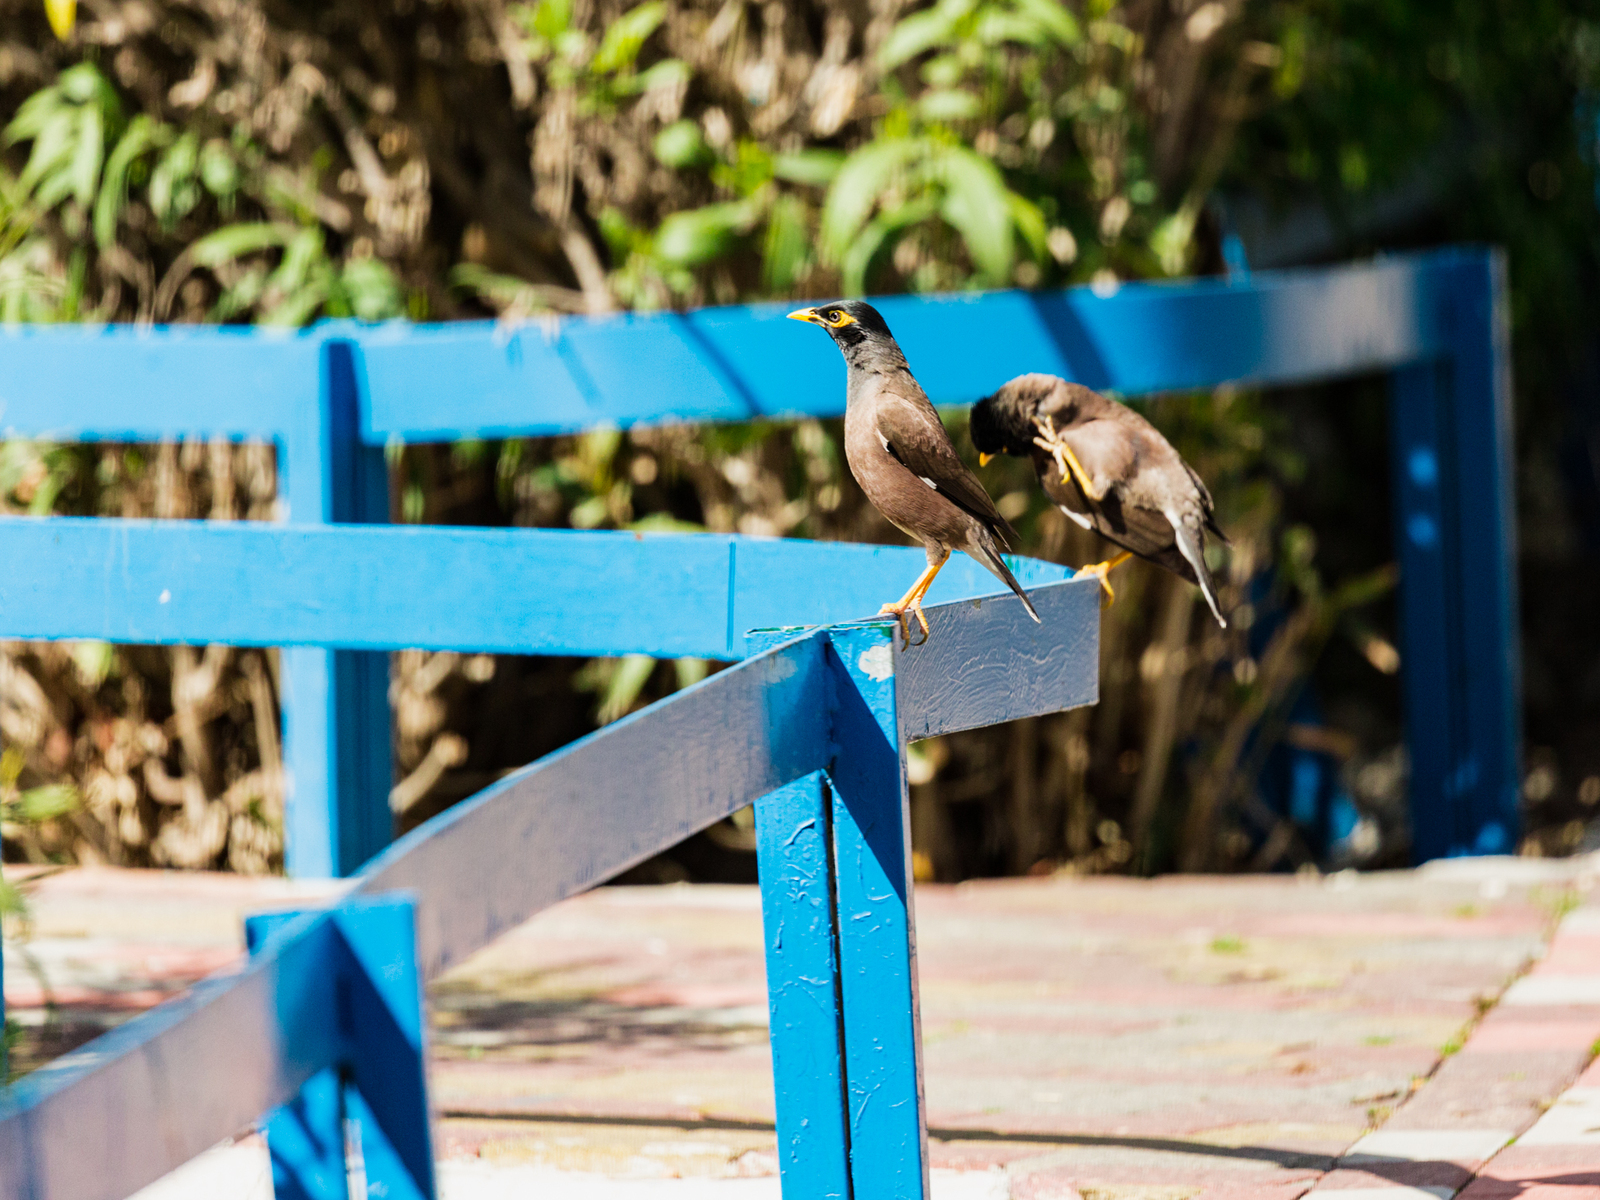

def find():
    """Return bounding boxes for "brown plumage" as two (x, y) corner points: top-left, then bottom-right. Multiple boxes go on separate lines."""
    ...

(788, 300), (1040, 645)
(969, 373), (1228, 627)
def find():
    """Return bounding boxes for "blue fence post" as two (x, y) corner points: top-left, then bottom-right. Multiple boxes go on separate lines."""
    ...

(825, 623), (929, 1200)
(1391, 249), (1521, 860)
(753, 771), (852, 1199)
(245, 896), (436, 1200)
(280, 339), (394, 877)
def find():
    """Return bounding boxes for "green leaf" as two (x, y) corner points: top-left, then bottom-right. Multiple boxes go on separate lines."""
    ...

(190, 222), (296, 268)
(932, 145), (1013, 284)
(1149, 209), (1195, 277)
(840, 195), (937, 295)
(69, 640), (114, 687)
(635, 58), (691, 91)
(212, 263), (268, 320)
(1007, 191), (1049, 262)
(653, 119), (710, 168)
(674, 657), (709, 689)
(199, 138), (238, 197)
(918, 88), (982, 122)
(771, 149), (844, 187)
(15, 783), (78, 823)
(3, 88), (65, 143)
(268, 226), (325, 294)
(627, 512), (705, 533)
(341, 257), (403, 321)
(65, 100), (103, 209)
(591, 1), (666, 74)
(975, 9), (1052, 48)
(57, 63), (115, 113)
(597, 654), (656, 723)
(95, 116), (166, 247)
(530, 0), (572, 40)
(260, 277), (329, 327)
(16, 108), (75, 198)
(0, 747), (23, 788)
(654, 200), (759, 267)
(149, 132), (200, 224)
(820, 137), (926, 260)
(1012, 0), (1081, 45)
(879, 1), (973, 69)
(762, 193), (812, 292)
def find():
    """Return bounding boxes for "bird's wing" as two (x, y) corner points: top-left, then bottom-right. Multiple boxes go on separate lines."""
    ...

(875, 391), (1013, 539)
(1182, 460), (1229, 542)
(1057, 417), (1139, 499)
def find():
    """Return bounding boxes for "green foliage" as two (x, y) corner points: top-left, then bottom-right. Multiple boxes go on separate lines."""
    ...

(1, 61), (404, 326)
(2, 747), (81, 863)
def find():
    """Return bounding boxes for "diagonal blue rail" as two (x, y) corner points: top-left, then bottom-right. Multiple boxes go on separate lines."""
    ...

(0, 245), (1519, 867)
(0, 569), (1100, 1200)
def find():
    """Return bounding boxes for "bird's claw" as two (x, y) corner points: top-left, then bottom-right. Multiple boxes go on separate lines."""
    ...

(1072, 552), (1133, 609)
(878, 600), (931, 648)
(1032, 414), (1105, 503)
(1073, 561), (1117, 609)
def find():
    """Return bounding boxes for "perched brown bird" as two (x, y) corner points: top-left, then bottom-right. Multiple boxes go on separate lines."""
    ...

(788, 301), (1040, 645)
(969, 373), (1228, 627)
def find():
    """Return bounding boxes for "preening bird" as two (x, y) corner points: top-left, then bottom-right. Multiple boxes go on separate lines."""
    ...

(788, 301), (1041, 646)
(969, 373), (1228, 628)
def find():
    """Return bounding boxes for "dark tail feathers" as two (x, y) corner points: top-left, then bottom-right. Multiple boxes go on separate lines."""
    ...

(971, 531), (1042, 624)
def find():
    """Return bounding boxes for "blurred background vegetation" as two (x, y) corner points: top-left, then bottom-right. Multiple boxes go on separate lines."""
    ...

(0, 0), (1597, 882)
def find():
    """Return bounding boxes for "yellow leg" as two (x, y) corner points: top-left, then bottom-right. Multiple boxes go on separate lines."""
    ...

(1073, 550), (1134, 608)
(1032, 414), (1105, 502)
(879, 555), (949, 647)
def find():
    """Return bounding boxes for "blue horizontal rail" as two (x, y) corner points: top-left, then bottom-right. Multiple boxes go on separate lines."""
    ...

(0, 518), (1070, 660)
(354, 252), (1453, 440)
(0, 575), (1099, 1200)
(1, 251), (1456, 443)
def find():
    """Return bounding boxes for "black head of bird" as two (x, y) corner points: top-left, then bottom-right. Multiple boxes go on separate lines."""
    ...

(971, 373), (1099, 466)
(786, 301), (907, 384)
(788, 300), (1041, 645)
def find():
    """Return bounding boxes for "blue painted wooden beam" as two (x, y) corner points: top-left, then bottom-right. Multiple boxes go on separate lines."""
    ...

(0, 580), (1097, 1199)
(355, 577), (1095, 978)
(0, 895), (427, 1200)
(1389, 250), (1521, 859)
(280, 340), (396, 878)
(0, 517), (1072, 660)
(826, 624), (929, 1200)
(246, 900), (435, 1200)
(352, 251), (1459, 440)
(751, 773), (853, 1200)
(1, 250), (1464, 446)
(0, 324), (315, 441)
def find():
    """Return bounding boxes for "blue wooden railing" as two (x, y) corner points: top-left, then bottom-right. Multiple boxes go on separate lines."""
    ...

(0, 245), (1520, 871)
(0, 534), (1095, 1200)
(0, 245), (1519, 1200)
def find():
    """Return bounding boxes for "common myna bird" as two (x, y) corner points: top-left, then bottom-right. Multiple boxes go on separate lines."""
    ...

(788, 300), (1041, 645)
(970, 373), (1228, 628)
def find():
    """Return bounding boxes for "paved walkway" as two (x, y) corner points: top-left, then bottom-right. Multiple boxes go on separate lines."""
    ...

(4, 856), (1598, 1199)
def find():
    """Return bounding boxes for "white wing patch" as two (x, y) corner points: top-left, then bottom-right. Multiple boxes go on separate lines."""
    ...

(1057, 504), (1092, 530)
(918, 475), (938, 490)
(878, 432), (892, 453)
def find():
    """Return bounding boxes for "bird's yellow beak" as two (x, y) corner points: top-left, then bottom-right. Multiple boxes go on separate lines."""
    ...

(978, 452), (995, 467)
(788, 308), (823, 325)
